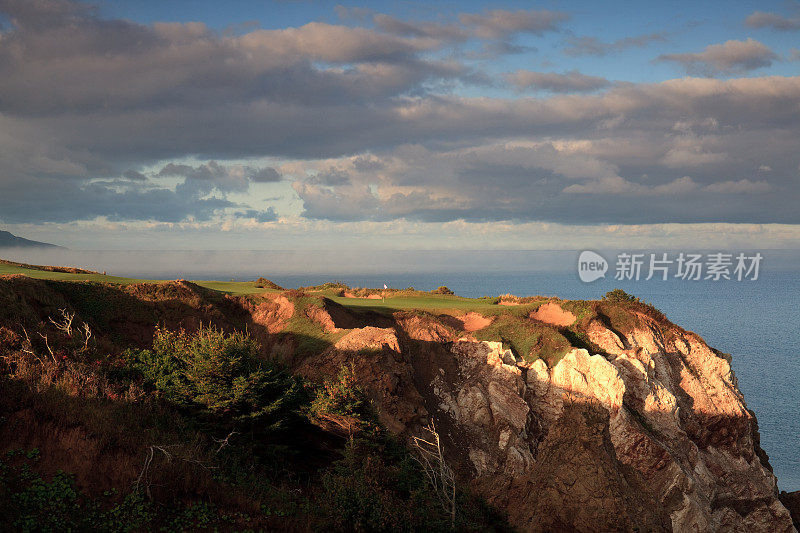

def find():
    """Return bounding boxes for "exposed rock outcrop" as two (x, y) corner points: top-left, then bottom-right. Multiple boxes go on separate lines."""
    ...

(0, 276), (791, 532)
(299, 311), (795, 532)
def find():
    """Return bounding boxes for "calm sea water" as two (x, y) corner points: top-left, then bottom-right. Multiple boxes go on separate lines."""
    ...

(2, 248), (798, 491)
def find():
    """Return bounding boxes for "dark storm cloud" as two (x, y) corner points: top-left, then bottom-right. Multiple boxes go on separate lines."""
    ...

(250, 167), (282, 183)
(306, 168), (351, 186)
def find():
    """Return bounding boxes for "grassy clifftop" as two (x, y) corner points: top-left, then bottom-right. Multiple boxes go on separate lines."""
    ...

(0, 260), (678, 531)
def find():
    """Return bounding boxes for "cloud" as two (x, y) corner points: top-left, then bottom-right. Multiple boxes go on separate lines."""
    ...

(0, 2), (797, 228)
(0, 2), (474, 118)
(0, 175), (238, 224)
(236, 207), (278, 223)
(656, 38), (777, 76)
(506, 70), (610, 93)
(458, 9), (569, 39)
(292, 182), (379, 222)
(564, 33), (667, 56)
(156, 161), (281, 188)
(157, 161), (250, 192)
(660, 148), (727, 168)
(123, 169), (147, 181)
(250, 167), (282, 183)
(370, 13), (467, 41)
(702, 179), (771, 193)
(745, 11), (800, 31)
(563, 175), (698, 195)
(306, 168), (351, 186)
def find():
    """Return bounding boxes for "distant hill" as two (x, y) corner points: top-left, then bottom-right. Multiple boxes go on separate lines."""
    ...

(0, 230), (62, 248)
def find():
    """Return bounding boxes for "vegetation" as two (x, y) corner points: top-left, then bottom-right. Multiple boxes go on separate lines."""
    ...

(474, 315), (572, 366)
(602, 288), (640, 303)
(310, 364), (373, 424)
(0, 449), (241, 532)
(600, 289), (669, 332)
(255, 277), (284, 290)
(126, 326), (307, 432)
(0, 309), (511, 531)
(430, 286), (454, 295)
(0, 258), (690, 530)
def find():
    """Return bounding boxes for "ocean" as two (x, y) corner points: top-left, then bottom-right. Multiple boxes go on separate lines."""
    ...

(2, 248), (798, 491)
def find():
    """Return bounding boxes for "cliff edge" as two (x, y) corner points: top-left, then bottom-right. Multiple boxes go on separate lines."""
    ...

(0, 276), (795, 531)
(295, 299), (795, 531)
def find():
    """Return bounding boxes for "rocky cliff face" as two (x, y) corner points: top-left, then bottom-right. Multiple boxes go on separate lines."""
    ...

(0, 276), (793, 531)
(296, 304), (795, 532)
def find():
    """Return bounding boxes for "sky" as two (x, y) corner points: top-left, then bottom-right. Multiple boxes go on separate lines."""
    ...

(0, 0), (799, 250)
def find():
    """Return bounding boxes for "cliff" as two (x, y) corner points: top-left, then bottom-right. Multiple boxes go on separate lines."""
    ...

(0, 275), (795, 531)
(295, 304), (794, 532)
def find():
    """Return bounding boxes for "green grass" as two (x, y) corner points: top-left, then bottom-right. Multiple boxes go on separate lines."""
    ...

(190, 280), (278, 295)
(0, 258), (560, 315)
(0, 262), (148, 285)
(280, 296), (347, 358)
(473, 315), (572, 366)
(0, 262), (272, 296)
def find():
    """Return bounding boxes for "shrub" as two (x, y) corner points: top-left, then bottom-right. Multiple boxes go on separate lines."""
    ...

(0, 450), (241, 531)
(430, 286), (454, 295)
(602, 289), (639, 303)
(317, 434), (510, 533)
(310, 364), (374, 427)
(126, 327), (306, 431)
(254, 277), (284, 290)
(317, 436), (448, 532)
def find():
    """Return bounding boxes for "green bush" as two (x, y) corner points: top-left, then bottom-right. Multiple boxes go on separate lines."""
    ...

(310, 364), (374, 425)
(317, 435), (511, 533)
(126, 326), (306, 431)
(254, 277), (284, 290)
(430, 286), (454, 295)
(318, 436), (448, 532)
(0, 450), (241, 532)
(602, 288), (639, 303)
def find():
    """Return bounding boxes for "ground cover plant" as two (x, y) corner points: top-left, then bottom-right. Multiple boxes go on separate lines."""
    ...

(0, 297), (511, 531)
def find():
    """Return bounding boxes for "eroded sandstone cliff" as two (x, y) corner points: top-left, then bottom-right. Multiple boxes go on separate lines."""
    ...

(296, 304), (795, 532)
(0, 276), (794, 531)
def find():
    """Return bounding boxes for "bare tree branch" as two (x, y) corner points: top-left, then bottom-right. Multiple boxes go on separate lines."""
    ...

(411, 421), (456, 528)
(80, 322), (92, 350)
(49, 308), (75, 337)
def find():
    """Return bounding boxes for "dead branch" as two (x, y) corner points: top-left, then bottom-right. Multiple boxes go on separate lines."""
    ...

(37, 332), (56, 364)
(49, 308), (75, 337)
(80, 322), (92, 350)
(134, 443), (217, 500)
(213, 431), (239, 453)
(134, 445), (175, 500)
(411, 421), (456, 528)
(19, 326), (47, 367)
